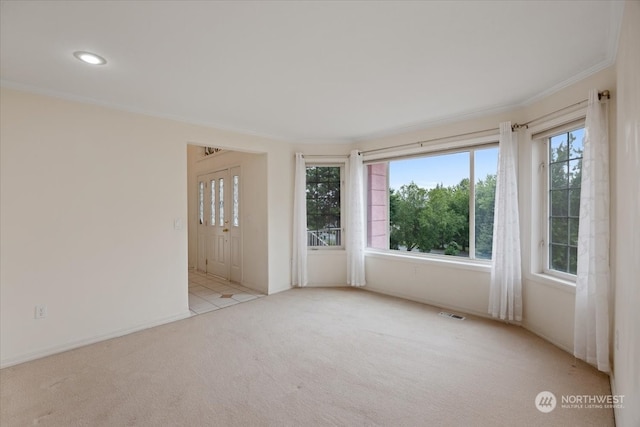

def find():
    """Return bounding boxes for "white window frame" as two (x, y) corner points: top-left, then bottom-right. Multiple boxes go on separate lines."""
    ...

(363, 137), (499, 263)
(305, 161), (346, 250)
(538, 123), (585, 282)
(528, 109), (586, 284)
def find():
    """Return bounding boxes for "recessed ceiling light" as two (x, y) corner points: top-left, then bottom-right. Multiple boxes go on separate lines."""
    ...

(73, 51), (107, 65)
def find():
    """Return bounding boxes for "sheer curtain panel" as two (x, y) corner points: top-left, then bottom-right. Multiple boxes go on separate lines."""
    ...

(292, 153), (308, 287)
(574, 89), (611, 373)
(489, 122), (522, 322)
(347, 150), (366, 286)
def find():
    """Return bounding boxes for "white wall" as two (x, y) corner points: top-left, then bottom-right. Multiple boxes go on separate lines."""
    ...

(0, 88), (294, 366)
(0, 89), (189, 366)
(612, 2), (640, 425)
(186, 146), (269, 294)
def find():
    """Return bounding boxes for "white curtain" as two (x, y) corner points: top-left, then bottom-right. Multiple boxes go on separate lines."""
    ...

(489, 122), (522, 322)
(574, 89), (610, 373)
(292, 153), (308, 287)
(347, 150), (366, 286)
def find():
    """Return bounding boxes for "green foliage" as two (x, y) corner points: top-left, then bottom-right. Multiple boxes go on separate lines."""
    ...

(548, 130), (583, 274)
(306, 166), (341, 232)
(444, 241), (461, 256)
(389, 183), (429, 251)
(390, 175), (497, 257)
(475, 174), (496, 259)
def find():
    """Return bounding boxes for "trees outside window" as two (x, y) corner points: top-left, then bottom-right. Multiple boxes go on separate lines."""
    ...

(372, 146), (498, 259)
(306, 165), (343, 247)
(547, 128), (584, 275)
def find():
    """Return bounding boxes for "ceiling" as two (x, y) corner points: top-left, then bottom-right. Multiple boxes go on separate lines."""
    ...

(0, 1), (623, 143)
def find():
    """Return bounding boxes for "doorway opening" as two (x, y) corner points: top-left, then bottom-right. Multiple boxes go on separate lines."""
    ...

(186, 144), (269, 311)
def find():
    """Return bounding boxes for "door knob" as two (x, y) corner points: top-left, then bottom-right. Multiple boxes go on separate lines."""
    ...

(223, 228), (229, 232)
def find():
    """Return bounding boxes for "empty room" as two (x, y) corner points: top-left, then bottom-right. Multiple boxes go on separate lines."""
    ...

(1, 1), (638, 426)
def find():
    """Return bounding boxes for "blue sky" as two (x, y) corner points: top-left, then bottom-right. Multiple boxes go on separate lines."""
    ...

(389, 147), (499, 190)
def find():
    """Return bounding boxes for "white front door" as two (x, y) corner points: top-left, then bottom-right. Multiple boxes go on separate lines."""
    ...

(196, 168), (242, 281)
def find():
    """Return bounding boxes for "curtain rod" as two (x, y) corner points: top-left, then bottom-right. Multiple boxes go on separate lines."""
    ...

(362, 90), (610, 153)
(361, 127), (499, 155)
(301, 154), (348, 158)
(512, 89), (610, 131)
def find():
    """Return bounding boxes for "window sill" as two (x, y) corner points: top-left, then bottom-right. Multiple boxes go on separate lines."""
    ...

(365, 249), (491, 273)
(528, 272), (576, 294)
(308, 248), (346, 254)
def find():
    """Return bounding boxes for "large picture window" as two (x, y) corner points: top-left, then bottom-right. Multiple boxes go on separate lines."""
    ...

(367, 146), (498, 260)
(306, 165), (343, 248)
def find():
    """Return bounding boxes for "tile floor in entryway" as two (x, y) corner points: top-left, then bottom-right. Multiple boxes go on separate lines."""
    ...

(188, 269), (265, 315)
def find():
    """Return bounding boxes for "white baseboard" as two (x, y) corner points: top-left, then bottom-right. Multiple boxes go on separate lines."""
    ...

(0, 310), (191, 369)
(362, 286), (492, 319)
(364, 286), (577, 356)
(520, 320), (573, 354)
(307, 282), (347, 287)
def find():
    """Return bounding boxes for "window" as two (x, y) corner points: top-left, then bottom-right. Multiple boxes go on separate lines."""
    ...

(210, 179), (216, 226)
(218, 178), (224, 225)
(198, 181), (204, 225)
(306, 165), (343, 248)
(232, 174), (239, 227)
(367, 146), (498, 260)
(546, 127), (584, 276)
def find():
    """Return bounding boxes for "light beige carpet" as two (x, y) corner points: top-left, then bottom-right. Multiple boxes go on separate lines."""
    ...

(1, 288), (613, 426)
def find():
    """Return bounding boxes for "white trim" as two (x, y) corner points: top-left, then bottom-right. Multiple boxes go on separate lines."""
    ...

(355, 104), (513, 143)
(365, 250), (491, 273)
(364, 143), (498, 261)
(361, 286), (492, 320)
(0, 310), (191, 369)
(528, 108), (587, 138)
(528, 273), (577, 294)
(363, 133), (498, 162)
(305, 162), (346, 250)
(520, 61), (613, 108)
(0, 80), (306, 144)
(521, 321), (573, 354)
(529, 111), (586, 280)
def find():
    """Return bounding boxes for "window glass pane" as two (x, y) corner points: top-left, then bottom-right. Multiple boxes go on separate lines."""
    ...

(474, 147), (498, 259)
(550, 190), (569, 216)
(233, 175), (239, 227)
(210, 179), (216, 226)
(547, 128), (584, 276)
(550, 244), (568, 272)
(569, 128), (584, 159)
(198, 181), (204, 225)
(550, 133), (568, 162)
(388, 152), (469, 257)
(219, 178), (224, 225)
(550, 163), (569, 189)
(306, 166), (341, 247)
(550, 218), (568, 244)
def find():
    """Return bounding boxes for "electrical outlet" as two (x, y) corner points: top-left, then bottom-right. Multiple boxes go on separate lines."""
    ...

(34, 304), (47, 319)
